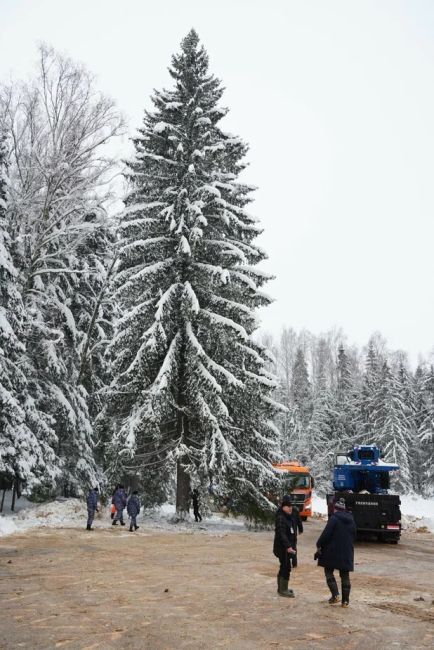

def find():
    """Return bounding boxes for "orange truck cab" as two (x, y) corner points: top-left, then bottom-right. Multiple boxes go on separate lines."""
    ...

(273, 460), (315, 520)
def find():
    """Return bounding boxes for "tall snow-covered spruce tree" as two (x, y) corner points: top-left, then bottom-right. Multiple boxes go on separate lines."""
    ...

(109, 30), (282, 516)
(0, 130), (59, 494)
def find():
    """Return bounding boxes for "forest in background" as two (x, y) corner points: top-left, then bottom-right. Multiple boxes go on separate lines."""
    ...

(260, 328), (434, 494)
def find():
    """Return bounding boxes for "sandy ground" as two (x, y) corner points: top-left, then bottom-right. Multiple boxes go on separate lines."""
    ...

(0, 516), (433, 650)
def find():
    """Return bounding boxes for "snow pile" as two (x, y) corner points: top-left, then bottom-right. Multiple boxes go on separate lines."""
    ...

(0, 498), (247, 538)
(400, 494), (434, 533)
(0, 498), (86, 537)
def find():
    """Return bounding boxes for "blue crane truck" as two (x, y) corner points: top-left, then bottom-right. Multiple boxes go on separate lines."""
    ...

(326, 445), (402, 543)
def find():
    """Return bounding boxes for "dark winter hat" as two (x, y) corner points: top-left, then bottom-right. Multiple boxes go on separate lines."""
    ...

(93, 487), (99, 492)
(281, 495), (293, 508)
(334, 498), (346, 511)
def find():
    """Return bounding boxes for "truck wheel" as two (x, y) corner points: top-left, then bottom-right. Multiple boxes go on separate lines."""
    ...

(301, 516), (307, 522)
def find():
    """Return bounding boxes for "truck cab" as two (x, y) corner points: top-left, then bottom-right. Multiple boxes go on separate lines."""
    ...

(273, 460), (314, 520)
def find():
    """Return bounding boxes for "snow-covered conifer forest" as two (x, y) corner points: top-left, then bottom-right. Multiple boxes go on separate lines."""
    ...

(1, 33), (434, 514)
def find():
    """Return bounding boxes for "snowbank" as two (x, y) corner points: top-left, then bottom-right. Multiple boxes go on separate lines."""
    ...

(400, 494), (434, 532)
(0, 498), (247, 538)
(0, 498), (86, 537)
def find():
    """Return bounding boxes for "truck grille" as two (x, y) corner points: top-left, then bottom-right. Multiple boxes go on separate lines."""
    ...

(291, 495), (305, 506)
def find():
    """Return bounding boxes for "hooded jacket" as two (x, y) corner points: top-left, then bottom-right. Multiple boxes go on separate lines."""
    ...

(127, 494), (141, 517)
(316, 511), (356, 572)
(112, 488), (127, 511)
(86, 489), (98, 511)
(273, 507), (297, 558)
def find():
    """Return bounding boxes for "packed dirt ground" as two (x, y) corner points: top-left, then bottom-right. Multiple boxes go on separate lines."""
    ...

(0, 515), (433, 649)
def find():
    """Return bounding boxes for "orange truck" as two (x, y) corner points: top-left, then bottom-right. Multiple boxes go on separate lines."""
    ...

(273, 460), (315, 520)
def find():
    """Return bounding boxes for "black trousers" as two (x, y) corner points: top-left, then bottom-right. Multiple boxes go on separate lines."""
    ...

(324, 568), (351, 601)
(193, 506), (202, 522)
(278, 550), (292, 580)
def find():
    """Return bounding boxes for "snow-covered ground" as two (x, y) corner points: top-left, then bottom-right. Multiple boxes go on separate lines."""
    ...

(1, 492), (433, 538)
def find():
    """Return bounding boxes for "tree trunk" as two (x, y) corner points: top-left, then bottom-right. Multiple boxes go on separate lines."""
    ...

(11, 482), (17, 512)
(176, 456), (191, 518)
(0, 489), (5, 513)
(175, 332), (190, 519)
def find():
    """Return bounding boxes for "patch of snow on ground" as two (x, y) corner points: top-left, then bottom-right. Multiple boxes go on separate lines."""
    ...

(400, 494), (434, 532)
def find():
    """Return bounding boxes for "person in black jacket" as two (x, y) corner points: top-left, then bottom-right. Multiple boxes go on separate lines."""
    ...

(315, 498), (356, 607)
(190, 489), (202, 522)
(289, 505), (303, 568)
(273, 495), (297, 597)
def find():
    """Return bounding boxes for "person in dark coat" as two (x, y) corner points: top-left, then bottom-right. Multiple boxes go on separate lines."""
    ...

(289, 505), (303, 568)
(273, 495), (297, 597)
(315, 498), (356, 607)
(112, 484), (127, 526)
(86, 487), (99, 531)
(191, 489), (202, 522)
(127, 491), (141, 532)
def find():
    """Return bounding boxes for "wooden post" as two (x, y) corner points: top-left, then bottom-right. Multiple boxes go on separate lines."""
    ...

(11, 481), (17, 512)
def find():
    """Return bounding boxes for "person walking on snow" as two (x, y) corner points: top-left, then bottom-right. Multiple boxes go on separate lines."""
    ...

(273, 495), (297, 597)
(191, 488), (202, 522)
(127, 490), (141, 531)
(315, 497), (356, 608)
(86, 487), (99, 530)
(112, 484), (127, 526)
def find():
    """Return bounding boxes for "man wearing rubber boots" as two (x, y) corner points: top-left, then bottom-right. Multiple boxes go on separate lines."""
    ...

(315, 497), (356, 607)
(273, 495), (297, 597)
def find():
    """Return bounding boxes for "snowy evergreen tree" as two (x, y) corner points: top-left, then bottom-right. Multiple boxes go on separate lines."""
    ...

(373, 362), (411, 490)
(417, 366), (434, 494)
(2, 46), (124, 495)
(306, 344), (337, 489)
(0, 130), (59, 493)
(108, 30), (281, 515)
(334, 345), (358, 448)
(290, 347), (312, 427)
(358, 340), (382, 443)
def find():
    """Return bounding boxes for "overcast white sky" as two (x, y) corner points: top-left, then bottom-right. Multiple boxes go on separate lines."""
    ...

(1, 0), (434, 364)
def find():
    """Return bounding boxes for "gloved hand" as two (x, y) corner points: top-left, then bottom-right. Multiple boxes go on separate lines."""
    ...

(314, 549), (321, 561)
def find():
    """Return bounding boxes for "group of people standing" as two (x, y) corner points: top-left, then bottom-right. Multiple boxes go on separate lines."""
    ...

(86, 485), (141, 532)
(86, 485), (203, 530)
(273, 495), (356, 607)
